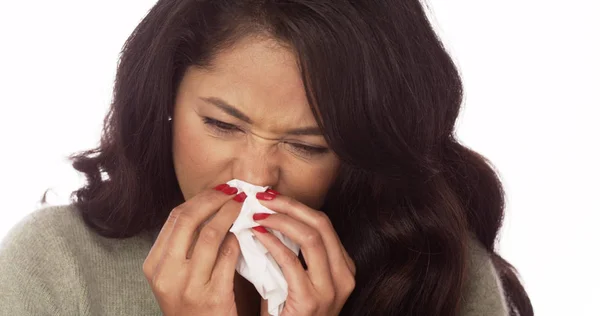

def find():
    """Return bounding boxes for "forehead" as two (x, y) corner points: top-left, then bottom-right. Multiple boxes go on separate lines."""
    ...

(187, 36), (317, 127)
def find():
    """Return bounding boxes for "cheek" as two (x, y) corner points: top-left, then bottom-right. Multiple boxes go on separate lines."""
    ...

(283, 157), (340, 208)
(172, 120), (230, 199)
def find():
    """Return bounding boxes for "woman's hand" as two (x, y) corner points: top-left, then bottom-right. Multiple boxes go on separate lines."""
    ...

(252, 190), (356, 316)
(143, 184), (246, 316)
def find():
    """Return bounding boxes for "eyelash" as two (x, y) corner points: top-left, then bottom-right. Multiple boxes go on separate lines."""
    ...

(202, 117), (241, 134)
(202, 117), (329, 157)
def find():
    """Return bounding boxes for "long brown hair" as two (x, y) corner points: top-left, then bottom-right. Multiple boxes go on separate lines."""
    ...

(69, 1), (533, 315)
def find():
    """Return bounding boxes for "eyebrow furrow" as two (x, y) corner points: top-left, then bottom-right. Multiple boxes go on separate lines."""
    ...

(200, 97), (252, 123)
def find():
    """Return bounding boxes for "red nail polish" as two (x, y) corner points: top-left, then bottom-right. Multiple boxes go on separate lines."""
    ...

(265, 189), (280, 195)
(252, 226), (268, 233)
(213, 184), (229, 191)
(234, 192), (247, 202)
(253, 213), (271, 221)
(222, 186), (238, 195)
(256, 192), (276, 200)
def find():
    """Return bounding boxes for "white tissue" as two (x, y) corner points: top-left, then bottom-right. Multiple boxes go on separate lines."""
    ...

(226, 179), (300, 316)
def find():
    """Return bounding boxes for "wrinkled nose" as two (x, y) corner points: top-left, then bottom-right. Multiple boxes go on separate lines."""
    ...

(232, 136), (280, 187)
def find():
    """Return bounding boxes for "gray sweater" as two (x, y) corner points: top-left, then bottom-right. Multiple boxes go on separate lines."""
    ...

(0, 205), (508, 315)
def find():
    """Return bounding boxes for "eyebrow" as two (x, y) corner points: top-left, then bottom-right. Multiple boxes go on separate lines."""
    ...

(199, 96), (323, 136)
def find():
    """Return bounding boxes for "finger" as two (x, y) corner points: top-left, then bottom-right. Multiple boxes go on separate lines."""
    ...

(340, 245), (356, 276)
(144, 204), (185, 277)
(206, 233), (241, 289)
(253, 214), (334, 294)
(189, 197), (244, 284)
(257, 194), (355, 276)
(251, 227), (314, 296)
(157, 187), (238, 273)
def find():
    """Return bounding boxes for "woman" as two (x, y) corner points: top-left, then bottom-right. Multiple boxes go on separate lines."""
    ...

(0, 0), (533, 315)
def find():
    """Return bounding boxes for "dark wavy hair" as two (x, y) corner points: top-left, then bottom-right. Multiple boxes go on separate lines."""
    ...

(69, 0), (533, 315)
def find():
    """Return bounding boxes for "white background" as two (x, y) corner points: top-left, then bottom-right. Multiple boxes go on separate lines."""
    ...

(0, 1), (598, 315)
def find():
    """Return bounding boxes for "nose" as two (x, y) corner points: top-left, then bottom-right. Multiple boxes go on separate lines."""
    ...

(232, 136), (280, 187)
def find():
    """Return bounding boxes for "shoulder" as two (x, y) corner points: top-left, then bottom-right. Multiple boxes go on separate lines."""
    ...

(460, 236), (509, 316)
(0, 204), (84, 261)
(2, 204), (85, 243)
(1, 204), (154, 254)
(0, 204), (155, 315)
(0, 205), (86, 314)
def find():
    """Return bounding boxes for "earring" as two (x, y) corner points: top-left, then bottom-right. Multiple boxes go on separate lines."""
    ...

(167, 115), (173, 122)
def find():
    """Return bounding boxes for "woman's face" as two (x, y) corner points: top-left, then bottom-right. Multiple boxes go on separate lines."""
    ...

(172, 36), (340, 209)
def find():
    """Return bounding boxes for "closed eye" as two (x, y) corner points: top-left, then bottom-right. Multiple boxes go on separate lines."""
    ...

(285, 142), (329, 157)
(202, 117), (242, 135)
(202, 116), (330, 158)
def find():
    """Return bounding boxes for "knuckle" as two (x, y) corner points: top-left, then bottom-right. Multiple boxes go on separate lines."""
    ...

(205, 293), (224, 307)
(304, 298), (318, 312)
(203, 190), (224, 205)
(163, 243), (180, 259)
(302, 230), (323, 248)
(181, 288), (196, 304)
(172, 209), (194, 227)
(142, 260), (153, 280)
(221, 199), (242, 214)
(343, 276), (356, 295)
(314, 211), (333, 229)
(279, 251), (302, 268)
(189, 190), (221, 208)
(151, 277), (173, 297)
(323, 291), (336, 305)
(199, 225), (221, 244)
(222, 234), (240, 256)
(181, 286), (202, 305)
(282, 195), (300, 209)
(219, 243), (237, 258)
(167, 206), (184, 224)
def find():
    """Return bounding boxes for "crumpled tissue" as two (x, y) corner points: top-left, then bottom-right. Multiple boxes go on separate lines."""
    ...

(226, 179), (300, 316)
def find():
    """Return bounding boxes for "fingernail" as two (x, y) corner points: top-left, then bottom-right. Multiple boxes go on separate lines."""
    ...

(265, 189), (280, 195)
(252, 226), (268, 233)
(256, 192), (276, 200)
(253, 213), (271, 221)
(234, 192), (247, 203)
(222, 186), (238, 195)
(213, 184), (229, 191)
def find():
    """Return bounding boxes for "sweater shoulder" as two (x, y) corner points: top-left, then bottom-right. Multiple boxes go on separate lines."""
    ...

(0, 205), (88, 314)
(1, 204), (154, 254)
(0, 204), (84, 258)
(0, 204), (157, 315)
(7, 204), (83, 236)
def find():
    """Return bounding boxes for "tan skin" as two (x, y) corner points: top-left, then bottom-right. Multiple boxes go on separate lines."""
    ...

(142, 36), (356, 316)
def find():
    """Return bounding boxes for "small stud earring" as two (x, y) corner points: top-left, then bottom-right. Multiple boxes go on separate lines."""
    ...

(167, 116), (173, 121)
